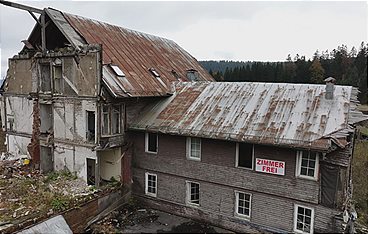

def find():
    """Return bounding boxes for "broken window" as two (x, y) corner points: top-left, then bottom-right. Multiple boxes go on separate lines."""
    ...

(294, 205), (314, 234)
(40, 104), (52, 133)
(296, 151), (319, 180)
(145, 172), (157, 197)
(111, 105), (121, 134)
(87, 158), (96, 185)
(236, 143), (254, 169)
(40, 63), (51, 92)
(187, 137), (201, 161)
(102, 105), (110, 135)
(186, 181), (200, 206)
(235, 192), (251, 218)
(53, 64), (63, 94)
(7, 116), (14, 132)
(86, 111), (95, 142)
(145, 132), (158, 153)
(186, 69), (199, 81)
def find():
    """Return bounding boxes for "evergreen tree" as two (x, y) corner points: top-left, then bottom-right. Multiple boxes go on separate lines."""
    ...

(309, 58), (325, 84)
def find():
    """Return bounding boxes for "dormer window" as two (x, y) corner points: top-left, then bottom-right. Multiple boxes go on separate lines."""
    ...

(187, 69), (199, 81)
(149, 68), (160, 78)
(110, 65), (125, 77)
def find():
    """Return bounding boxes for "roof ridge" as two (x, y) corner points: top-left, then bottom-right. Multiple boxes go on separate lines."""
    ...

(59, 8), (175, 44)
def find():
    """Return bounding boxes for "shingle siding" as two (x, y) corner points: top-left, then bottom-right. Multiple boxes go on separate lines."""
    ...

(130, 131), (343, 232)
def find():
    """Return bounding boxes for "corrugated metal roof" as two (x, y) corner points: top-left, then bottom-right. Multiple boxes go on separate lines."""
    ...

(58, 11), (213, 97)
(129, 82), (366, 150)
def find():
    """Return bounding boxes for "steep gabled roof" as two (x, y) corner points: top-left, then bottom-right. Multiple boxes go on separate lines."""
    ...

(59, 10), (213, 97)
(22, 8), (213, 97)
(130, 82), (367, 151)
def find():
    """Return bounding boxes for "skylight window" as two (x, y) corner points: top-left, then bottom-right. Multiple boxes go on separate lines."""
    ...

(149, 68), (160, 78)
(110, 65), (125, 77)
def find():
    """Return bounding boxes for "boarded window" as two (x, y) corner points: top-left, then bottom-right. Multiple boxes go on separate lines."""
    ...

(145, 132), (158, 153)
(40, 63), (51, 92)
(102, 105), (110, 135)
(40, 104), (52, 133)
(237, 143), (253, 169)
(53, 65), (63, 93)
(321, 164), (339, 208)
(111, 105), (121, 134)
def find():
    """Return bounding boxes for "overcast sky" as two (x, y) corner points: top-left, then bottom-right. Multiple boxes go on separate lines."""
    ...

(0, 1), (367, 79)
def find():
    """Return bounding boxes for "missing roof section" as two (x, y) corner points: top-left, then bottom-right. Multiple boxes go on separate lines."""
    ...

(149, 68), (160, 78)
(110, 64), (125, 77)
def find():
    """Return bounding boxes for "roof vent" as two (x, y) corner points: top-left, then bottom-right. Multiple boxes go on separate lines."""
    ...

(149, 68), (160, 78)
(110, 65), (125, 77)
(186, 69), (199, 81)
(324, 77), (336, 100)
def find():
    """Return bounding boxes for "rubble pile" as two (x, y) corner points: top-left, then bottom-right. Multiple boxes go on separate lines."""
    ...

(0, 155), (105, 232)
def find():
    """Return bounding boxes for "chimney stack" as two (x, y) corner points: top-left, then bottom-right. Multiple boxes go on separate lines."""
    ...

(324, 77), (336, 100)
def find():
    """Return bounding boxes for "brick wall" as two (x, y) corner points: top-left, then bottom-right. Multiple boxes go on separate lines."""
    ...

(130, 131), (342, 232)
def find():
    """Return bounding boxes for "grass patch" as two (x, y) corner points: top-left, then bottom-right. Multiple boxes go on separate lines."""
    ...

(352, 141), (368, 225)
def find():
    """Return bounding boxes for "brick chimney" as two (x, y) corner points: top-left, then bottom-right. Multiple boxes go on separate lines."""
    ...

(324, 77), (336, 100)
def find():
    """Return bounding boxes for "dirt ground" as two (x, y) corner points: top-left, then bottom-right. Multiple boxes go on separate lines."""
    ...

(88, 202), (233, 233)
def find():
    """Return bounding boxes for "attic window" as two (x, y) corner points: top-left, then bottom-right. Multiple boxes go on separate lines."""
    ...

(149, 68), (160, 78)
(110, 65), (125, 77)
(187, 69), (199, 81)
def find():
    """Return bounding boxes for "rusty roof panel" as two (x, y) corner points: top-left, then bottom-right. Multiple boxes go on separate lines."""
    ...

(60, 12), (213, 97)
(130, 82), (367, 150)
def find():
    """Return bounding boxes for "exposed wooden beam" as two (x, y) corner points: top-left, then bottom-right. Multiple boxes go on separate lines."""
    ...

(28, 10), (41, 26)
(0, 0), (43, 14)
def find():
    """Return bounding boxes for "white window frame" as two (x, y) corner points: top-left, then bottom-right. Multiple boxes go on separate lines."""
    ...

(234, 191), (251, 219)
(235, 143), (254, 170)
(186, 137), (201, 161)
(186, 181), (200, 207)
(145, 172), (157, 197)
(296, 151), (319, 181)
(293, 204), (315, 234)
(145, 132), (158, 154)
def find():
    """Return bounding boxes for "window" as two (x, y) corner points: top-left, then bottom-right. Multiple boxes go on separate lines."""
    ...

(111, 105), (121, 134)
(53, 65), (63, 93)
(7, 116), (14, 132)
(102, 105), (110, 135)
(186, 137), (201, 161)
(186, 181), (200, 206)
(40, 63), (51, 92)
(110, 64), (125, 77)
(145, 172), (157, 197)
(296, 151), (319, 180)
(236, 143), (254, 169)
(145, 132), (158, 153)
(294, 204), (314, 234)
(86, 111), (95, 142)
(235, 191), (251, 219)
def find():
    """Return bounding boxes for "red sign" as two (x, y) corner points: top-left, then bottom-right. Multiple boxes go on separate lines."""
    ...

(255, 158), (285, 176)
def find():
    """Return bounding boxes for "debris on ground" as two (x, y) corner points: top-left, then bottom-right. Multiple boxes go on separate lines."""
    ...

(88, 200), (230, 233)
(0, 155), (119, 231)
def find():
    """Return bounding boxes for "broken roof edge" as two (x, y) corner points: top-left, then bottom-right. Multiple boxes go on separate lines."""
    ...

(128, 126), (333, 152)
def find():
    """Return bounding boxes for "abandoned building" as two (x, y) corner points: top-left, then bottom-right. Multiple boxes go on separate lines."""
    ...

(1, 3), (367, 234)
